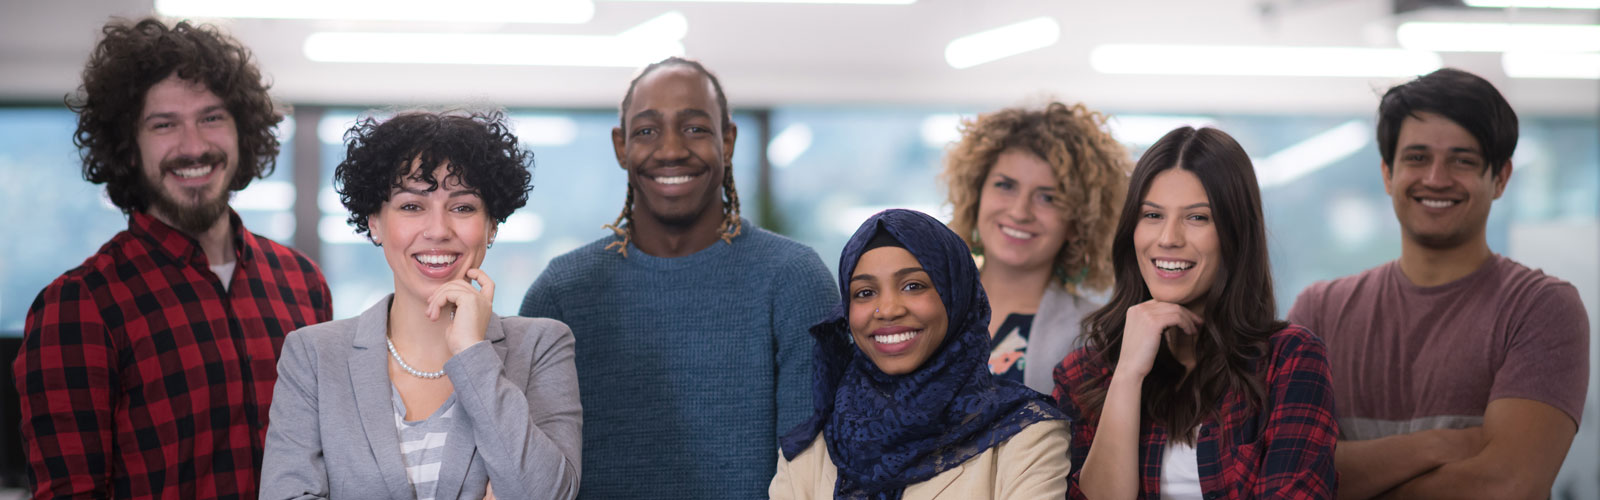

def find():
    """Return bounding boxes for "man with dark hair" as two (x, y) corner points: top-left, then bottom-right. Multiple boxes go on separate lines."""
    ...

(520, 57), (836, 499)
(14, 18), (332, 499)
(1289, 68), (1588, 499)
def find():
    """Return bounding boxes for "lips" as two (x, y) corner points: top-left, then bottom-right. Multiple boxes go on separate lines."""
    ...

(1414, 197), (1461, 209)
(867, 325), (923, 355)
(998, 224), (1036, 241)
(411, 251), (462, 279)
(1150, 258), (1196, 279)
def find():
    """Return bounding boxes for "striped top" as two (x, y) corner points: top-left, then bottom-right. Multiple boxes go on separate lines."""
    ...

(392, 386), (457, 500)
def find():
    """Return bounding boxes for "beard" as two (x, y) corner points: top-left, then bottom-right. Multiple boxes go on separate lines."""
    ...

(138, 150), (237, 234)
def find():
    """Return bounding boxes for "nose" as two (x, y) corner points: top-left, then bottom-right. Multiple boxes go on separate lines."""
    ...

(653, 128), (691, 163)
(1157, 217), (1185, 249)
(1006, 188), (1034, 222)
(176, 122), (210, 158)
(1420, 159), (1453, 188)
(421, 207), (452, 241)
(871, 290), (907, 320)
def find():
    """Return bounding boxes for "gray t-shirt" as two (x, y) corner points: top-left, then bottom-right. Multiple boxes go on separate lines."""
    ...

(1288, 254), (1589, 439)
(393, 386), (456, 500)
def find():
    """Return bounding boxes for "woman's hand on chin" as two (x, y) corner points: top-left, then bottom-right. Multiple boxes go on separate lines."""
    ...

(1116, 300), (1203, 379)
(427, 268), (496, 355)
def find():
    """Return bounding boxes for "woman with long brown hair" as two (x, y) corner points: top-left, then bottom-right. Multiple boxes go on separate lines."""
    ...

(1052, 127), (1336, 499)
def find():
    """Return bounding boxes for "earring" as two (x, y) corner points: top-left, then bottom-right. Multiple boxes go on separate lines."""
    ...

(487, 239), (495, 249)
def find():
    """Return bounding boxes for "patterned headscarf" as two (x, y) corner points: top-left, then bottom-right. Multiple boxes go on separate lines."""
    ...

(779, 209), (1063, 500)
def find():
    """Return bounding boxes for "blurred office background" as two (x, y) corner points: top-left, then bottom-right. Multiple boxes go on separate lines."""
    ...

(1, 0), (1596, 497)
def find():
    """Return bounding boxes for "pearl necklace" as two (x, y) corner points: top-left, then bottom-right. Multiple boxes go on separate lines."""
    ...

(386, 338), (445, 379)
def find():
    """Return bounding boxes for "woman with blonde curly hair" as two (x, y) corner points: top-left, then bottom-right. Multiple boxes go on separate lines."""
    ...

(942, 101), (1131, 395)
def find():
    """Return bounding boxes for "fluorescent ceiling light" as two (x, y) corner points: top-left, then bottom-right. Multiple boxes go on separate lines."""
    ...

(768, 123), (813, 168)
(919, 114), (969, 148)
(1091, 44), (1441, 77)
(1255, 120), (1370, 189)
(1503, 51), (1600, 78)
(1397, 22), (1600, 52)
(156, 0), (595, 24)
(304, 12), (686, 66)
(609, 0), (913, 3)
(1463, 0), (1600, 8)
(509, 115), (580, 146)
(1107, 115), (1217, 146)
(945, 17), (1061, 69)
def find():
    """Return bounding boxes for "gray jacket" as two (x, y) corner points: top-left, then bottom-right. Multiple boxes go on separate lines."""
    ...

(260, 296), (582, 500)
(1023, 285), (1101, 395)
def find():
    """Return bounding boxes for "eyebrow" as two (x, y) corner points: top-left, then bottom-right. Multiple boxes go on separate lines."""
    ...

(395, 186), (482, 198)
(849, 267), (927, 283)
(1143, 200), (1210, 210)
(142, 105), (227, 124)
(1401, 144), (1482, 155)
(989, 173), (1059, 192)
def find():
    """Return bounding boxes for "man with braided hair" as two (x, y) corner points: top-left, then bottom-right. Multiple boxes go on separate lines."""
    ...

(520, 57), (835, 498)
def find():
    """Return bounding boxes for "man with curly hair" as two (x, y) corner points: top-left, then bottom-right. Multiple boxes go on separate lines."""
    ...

(13, 17), (332, 500)
(519, 57), (835, 499)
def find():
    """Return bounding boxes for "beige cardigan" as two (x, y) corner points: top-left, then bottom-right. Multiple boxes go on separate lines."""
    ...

(768, 420), (1070, 500)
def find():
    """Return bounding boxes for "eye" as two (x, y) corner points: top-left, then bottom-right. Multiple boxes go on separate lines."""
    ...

(1403, 153), (1428, 163)
(901, 281), (929, 293)
(451, 204), (478, 213)
(150, 121), (174, 130)
(1141, 210), (1162, 220)
(1037, 192), (1057, 204)
(398, 202), (422, 211)
(202, 114), (227, 123)
(1187, 213), (1210, 222)
(685, 126), (711, 135)
(992, 179), (1015, 191)
(632, 127), (656, 137)
(850, 288), (876, 300)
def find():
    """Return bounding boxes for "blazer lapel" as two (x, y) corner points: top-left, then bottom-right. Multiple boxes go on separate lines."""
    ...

(431, 315), (510, 500)
(349, 296), (414, 500)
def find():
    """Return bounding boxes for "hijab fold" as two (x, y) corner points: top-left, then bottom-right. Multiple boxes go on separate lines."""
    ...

(779, 209), (1063, 500)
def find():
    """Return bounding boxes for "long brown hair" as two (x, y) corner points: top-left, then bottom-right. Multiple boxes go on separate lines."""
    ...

(1076, 127), (1285, 443)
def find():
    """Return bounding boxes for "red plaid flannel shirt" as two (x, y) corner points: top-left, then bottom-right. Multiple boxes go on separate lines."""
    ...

(14, 211), (332, 500)
(1052, 325), (1338, 500)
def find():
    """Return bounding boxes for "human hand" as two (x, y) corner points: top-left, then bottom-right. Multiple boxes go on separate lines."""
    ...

(1117, 300), (1203, 379)
(426, 268), (495, 355)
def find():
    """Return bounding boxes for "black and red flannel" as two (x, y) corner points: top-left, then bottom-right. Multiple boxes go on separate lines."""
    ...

(1053, 325), (1339, 500)
(14, 211), (332, 500)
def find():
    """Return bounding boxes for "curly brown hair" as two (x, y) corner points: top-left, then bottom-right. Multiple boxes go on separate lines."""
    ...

(68, 17), (283, 214)
(942, 101), (1131, 296)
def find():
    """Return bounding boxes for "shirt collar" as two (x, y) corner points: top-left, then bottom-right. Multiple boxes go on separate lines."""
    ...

(129, 209), (256, 267)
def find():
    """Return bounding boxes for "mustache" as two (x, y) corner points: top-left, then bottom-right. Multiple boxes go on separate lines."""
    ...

(160, 150), (228, 171)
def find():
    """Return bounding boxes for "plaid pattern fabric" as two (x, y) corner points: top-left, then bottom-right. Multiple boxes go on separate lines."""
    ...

(1053, 325), (1338, 500)
(14, 211), (332, 500)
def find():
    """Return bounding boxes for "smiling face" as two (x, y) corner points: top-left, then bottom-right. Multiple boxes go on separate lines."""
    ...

(1133, 168), (1221, 310)
(369, 162), (496, 304)
(134, 74), (240, 233)
(847, 246), (950, 375)
(975, 148), (1072, 274)
(612, 65), (737, 229)
(1383, 111), (1509, 250)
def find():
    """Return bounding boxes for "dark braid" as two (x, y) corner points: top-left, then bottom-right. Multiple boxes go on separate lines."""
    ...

(603, 179), (637, 257)
(608, 56), (741, 256)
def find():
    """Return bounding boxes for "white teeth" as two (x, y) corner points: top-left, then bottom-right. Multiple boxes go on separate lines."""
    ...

(173, 166), (211, 178)
(999, 226), (1035, 240)
(1419, 199), (1456, 209)
(655, 175), (694, 185)
(872, 330), (920, 345)
(415, 254), (458, 266)
(1154, 259), (1193, 271)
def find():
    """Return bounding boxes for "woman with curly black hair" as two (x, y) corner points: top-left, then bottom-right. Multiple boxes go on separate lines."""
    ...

(261, 111), (581, 500)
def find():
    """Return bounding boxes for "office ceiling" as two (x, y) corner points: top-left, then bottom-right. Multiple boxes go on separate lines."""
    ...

(1, 0), (1595, 114)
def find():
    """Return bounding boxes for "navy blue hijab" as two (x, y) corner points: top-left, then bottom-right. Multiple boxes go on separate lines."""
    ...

(779, 209), (1063, 500)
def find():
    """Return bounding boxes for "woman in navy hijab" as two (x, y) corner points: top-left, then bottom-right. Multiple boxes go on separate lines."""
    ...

(770, 209), (1069, 500)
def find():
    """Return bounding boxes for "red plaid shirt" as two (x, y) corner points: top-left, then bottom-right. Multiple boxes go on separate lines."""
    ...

(14, 211), (332, 500)
(1053, 325), (1338, 500)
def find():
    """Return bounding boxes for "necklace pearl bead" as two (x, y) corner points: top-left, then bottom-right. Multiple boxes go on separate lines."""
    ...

(386, 338), (445, 379)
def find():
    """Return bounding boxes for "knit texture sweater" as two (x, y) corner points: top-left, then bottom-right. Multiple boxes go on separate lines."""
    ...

(520, 221), (837, 499)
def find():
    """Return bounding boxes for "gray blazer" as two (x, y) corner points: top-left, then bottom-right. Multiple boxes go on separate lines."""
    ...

(1023, 285), (1101, 395)
(260, 296), (582, 500)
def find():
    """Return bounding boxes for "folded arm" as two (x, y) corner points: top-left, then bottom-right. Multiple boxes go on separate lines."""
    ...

(1376, 398), (1576, 500)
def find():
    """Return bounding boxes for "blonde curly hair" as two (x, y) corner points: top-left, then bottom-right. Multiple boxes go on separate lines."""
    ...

(942, 101), (1131, 297)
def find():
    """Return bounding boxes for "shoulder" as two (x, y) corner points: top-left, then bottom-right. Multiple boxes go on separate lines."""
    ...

(1494, 256), (1584, 307)
(1003, 419), (1069, 448)
(736, 226), (830, 265)
(284, 316), (362, 351)
(1267, 325), (1328, 360)
(538, 236), (627, 283)
(1055, 346), (1107, 391)
(1295, 262), (1389, 307)
(1261, 325), (1332, 384)
(248, 232), (323, 275)
(31, 234), (139, 308)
